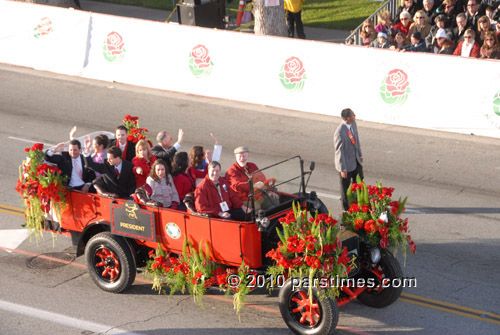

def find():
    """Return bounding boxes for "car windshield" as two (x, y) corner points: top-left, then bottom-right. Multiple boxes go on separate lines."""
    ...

(246, 156), (307, 214)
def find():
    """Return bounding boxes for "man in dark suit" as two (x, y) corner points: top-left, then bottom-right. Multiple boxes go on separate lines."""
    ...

(83, 145), (136, 198)
(151, 129), (184, 168)
(334, 108), (364, 211)
(44, 140), (95, 192)
(108, 125), (136, 162)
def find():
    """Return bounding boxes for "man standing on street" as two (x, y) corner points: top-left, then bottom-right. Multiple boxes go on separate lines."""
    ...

(334, 108), (364, 211)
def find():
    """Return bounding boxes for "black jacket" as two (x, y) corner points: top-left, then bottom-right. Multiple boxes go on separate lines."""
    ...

(84, 156), (136, 198)
(108, 139), (136, 162)
(151, 144), (177, 168)
(44, 151), (95, 187)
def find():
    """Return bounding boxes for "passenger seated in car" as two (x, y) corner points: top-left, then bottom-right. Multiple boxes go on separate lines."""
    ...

(132, 139), (156, 188)
(171, 152), (194, 211)
(225, 146), (279, 210)
(146, 159), (180, 209)
(187, 133), (222, 186)
(195, 161), (250, 221)
(83, 141), (136, 198)
(109, 125), (136, 162)
(45, 139), (95, 192)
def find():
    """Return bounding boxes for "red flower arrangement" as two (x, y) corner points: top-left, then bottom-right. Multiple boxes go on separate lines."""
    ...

(342, 176), (416, 261)
(144, 238), (254, 316)
(15, 143), (67, 240)
(265, 204), (350, 301)
(122, 115), (151, 146)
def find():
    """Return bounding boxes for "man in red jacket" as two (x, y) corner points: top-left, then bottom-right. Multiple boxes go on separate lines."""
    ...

(195, 161), (250, 221)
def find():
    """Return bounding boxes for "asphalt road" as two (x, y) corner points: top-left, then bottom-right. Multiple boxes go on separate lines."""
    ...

(0, 63), (499, 335)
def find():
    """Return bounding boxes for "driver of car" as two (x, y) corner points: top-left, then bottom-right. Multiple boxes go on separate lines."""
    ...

(194, 161), (250, 221)
(225, 146), (279, 210)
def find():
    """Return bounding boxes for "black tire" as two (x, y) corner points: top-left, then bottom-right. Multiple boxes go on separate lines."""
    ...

(357, 252), (403, 308)
(279, 279), (339, 335)
(85, 232), (136, 293)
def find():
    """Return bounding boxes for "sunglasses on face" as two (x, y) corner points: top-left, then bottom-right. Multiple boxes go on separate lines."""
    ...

(464, 36), (473, 38)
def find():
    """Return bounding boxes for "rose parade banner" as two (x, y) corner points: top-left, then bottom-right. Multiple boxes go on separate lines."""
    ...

(1, 1), (499, 138)
(0, 0), (90, 75)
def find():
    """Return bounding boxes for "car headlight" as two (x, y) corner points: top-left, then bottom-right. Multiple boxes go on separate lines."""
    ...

(369, 247), (381, 264)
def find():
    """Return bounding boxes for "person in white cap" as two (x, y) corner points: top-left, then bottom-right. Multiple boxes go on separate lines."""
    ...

(431, 28), (455, 54)
(225, 146), (279, 208)
(370, 32), (390, 48)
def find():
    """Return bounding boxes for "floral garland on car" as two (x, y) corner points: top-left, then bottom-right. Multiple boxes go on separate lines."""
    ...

(122, 114), (152, 146)
(144, 238), (255, 318)
(342, 176), (416, 262)
(265, 204), (350, 301)
(15, 143), (67, 241)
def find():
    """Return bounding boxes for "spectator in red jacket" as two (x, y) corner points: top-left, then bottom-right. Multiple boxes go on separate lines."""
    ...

(393, 11), (413, 39)
(453, 28), (481, 56)
(195, 161), (249, 220)
(132, 139), (156, 188)
(225, 146), (265, 202)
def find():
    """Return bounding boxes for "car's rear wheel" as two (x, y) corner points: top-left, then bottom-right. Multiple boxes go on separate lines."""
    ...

(357, 252), (403, 308)
(85, 232), (136, 293)
(279, 279), (338, 335)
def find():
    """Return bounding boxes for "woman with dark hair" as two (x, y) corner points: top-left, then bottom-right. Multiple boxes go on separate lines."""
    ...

(146, 159), (179, 209)
(171, 152), (195, 208)
(187, 133), (222, 186)
(480, 31), (500, 59)
(478, 15), (493, 45)
(91, 134), (109, 178)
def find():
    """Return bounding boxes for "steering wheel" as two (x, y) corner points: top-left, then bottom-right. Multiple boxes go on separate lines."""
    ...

(253, 178), (277, 199)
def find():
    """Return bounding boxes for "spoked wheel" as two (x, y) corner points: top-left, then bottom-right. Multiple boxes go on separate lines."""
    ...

(279, 279), (338, 335)
(357, 251), (403, 308)
(85, 232), (136, 293)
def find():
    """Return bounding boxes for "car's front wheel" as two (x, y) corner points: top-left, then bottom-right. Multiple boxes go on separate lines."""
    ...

(357, 251), (403, 308)
(85, 232), (136, 293)
(279, 279), (338, 335)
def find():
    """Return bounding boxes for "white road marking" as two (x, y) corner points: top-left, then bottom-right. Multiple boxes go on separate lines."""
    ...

(8, 136), (55, 147)
(0, 229), (30, 253)
(316, 192), (340, 200)
(0, 299), (141, 335)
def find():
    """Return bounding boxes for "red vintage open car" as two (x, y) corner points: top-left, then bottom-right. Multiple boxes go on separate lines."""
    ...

(44, 154), (403, 335)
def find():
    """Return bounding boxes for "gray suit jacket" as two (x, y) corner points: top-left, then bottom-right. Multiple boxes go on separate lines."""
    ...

(334, 122), (363, 173)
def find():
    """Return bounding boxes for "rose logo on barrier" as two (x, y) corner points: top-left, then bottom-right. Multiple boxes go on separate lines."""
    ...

(493, 91), (500, 116)
(279, 57), (306, 92)
(189, 45), (214, 78)
(380, 69), (411, 106)
(33, 17), (53, 39)
(103, 32), (126, 63)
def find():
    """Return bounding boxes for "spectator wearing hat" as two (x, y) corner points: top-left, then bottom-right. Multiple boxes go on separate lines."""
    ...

(453, 28), (481, 56)
(453, 13), (471, 44)
(402, 31), (428, 51)
(426, 14), (453, 49)
(431, 28), (456, 53)
(370, 32), (390, 48)
(408, 10), (432, 43)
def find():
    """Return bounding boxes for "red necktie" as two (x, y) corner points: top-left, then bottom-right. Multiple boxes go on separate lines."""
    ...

(115, 167), (120, 177)
(346, 129), (356, 145)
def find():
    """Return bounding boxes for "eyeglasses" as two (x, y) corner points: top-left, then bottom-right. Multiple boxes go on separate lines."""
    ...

(445, 5), (454, 8)
(464, 36), (473, 38)
(401, 18), (410, 20)
(485, 38), (494, 41)
(467, 3), (477, 6)
(415, 16), (424, 19)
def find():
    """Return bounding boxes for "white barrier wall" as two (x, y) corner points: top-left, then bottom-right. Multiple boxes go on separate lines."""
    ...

(1, 1), (499, 138)
(0, 1), (90, 75)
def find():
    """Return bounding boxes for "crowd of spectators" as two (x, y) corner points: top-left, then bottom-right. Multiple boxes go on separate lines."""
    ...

(359, 0), (500, 59)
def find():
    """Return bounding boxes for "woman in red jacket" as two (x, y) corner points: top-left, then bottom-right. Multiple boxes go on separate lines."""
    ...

(194, 161), (250, 221)
(132, 140), (156, 188)
(453, 29), (480, 58)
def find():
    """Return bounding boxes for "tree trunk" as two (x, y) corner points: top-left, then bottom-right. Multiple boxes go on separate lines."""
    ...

(18, 0), (80, 9)
(253, 0), (287, 37)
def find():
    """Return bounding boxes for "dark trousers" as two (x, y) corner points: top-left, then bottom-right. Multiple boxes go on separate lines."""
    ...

(229, 208), (248, 221)
(286, 10), (306, 39)
(339, 162), (364, 211)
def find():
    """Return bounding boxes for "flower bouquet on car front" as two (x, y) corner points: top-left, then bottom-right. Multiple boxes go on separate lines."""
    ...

(342, 176), (416, 261)
(266, 204), (350, 301)
(15, 143), (67, 241)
